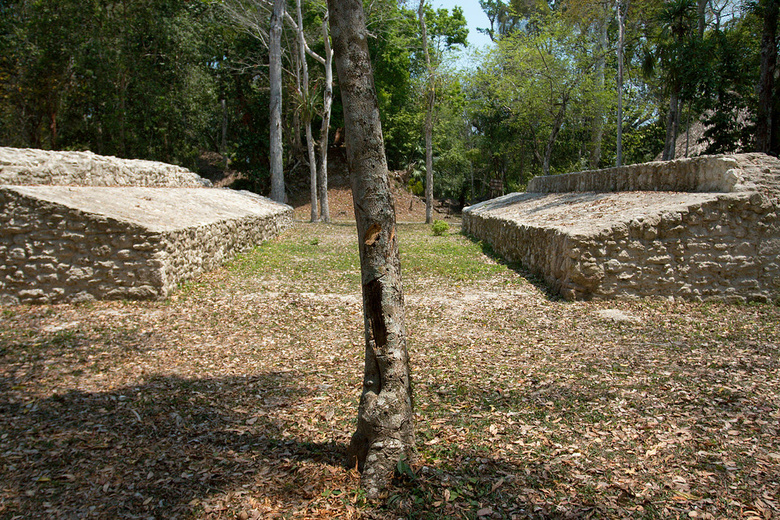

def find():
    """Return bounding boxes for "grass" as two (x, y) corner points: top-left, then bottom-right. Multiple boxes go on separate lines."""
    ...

(400, 224), (517, 285)
(0, 222), (779, 519)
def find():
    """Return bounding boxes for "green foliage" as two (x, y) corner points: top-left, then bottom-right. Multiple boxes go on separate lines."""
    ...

(431, 220), (450, 236)
(467, 11), (612, 189)
(432, 72), (472, 201)
(698, 12), (762, 153)
(0, 0), (230, 167)
(0, 0), (767, 196)
(410, 179), (425, 197)
(366, 1), (419, 168)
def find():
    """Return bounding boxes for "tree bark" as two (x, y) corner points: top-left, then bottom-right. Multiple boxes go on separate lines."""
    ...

(419, 0), (435, 224)
(221, 98), (228, 161)
(663, 91), (679, 160)
(318, 13), (333, 222)
(307, 123), (319, 221)
(697, 0), (707, 38)
(542, 97), (567, 176)
(269, 0), (286, 202)
(328, 0), (415, 500)
(757, 0), (778, 153)
(589, 9), (607, 169)
(616, 0), (626, 167)
(291, 0), (319, 222)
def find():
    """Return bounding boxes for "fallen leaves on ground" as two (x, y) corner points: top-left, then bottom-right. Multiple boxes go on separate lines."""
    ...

(1, 222), (778, 519)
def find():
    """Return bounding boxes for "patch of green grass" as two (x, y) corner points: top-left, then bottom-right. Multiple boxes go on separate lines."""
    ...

(229, 225), (360, 291)
(223, 222), (526, 294)
(398, 224), (520, 283)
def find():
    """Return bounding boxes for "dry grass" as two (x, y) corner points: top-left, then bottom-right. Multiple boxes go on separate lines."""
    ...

(1, 222), (778, 519)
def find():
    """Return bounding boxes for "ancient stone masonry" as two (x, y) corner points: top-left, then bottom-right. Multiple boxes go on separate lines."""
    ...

(1, 148), (293, 304)
(0, 147), (212, 187)
(463, 153), (780, 302)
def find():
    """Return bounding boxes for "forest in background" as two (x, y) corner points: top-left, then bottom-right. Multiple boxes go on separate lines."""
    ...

(0, 0), (776, 204)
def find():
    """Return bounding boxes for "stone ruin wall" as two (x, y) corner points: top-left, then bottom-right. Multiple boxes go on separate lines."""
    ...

(1, 189), (167, 304)
(0, 147), (211, 187)
(525, 154), (745, 193)
(463, 154), (780, 303)
(0, 189), (292, 304)
(1, 148), (293, 304)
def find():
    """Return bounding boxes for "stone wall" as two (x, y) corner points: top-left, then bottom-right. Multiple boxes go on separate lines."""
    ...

(1, 148), (292, 304)
(463, 153), (780, 302)
(526, 155), (746, 193)
(0, 188), (292, 304)
(0, 147), (211, 187)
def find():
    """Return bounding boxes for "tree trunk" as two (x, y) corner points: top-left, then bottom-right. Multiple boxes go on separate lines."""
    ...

(757, 0), (778, 153)
(616, 0), (626, 167)
(269, 0), (285, 202)
(318, 13), (333, 222)
(307, 122), (319, 221)
(49, 105), (58, 149)
(292, 0), (319, 222)
(328, 0), (415, 500)
(419, 0), (435, 224)
(589, 11), (607, 169)
(673, 93), (681, 150)
(663, 91), (679, 160)
(697, 0), (707, 38)
(221, 98), (228, 158)
(542, 98), (567, 176)
(685, 100), (691, 157)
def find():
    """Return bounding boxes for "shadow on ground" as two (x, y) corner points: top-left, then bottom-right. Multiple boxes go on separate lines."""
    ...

(0, 372), (347, 519)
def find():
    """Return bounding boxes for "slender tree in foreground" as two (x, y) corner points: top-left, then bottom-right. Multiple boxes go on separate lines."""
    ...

(328, 0), (415, 500)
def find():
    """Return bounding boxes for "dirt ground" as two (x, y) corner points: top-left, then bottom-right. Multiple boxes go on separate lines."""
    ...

(289, 164), (455, 223)
(1, 223), (778, 519)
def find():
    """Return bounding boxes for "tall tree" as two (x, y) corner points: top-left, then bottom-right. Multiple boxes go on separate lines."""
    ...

(269, 0), (286, 202)
(482, 15), (605, 175)
(656, 0), (697, 160)
(317, 11), (333, 222)
(756, 0), (779, 153)
(419, 0), (435, 223)
(284, 1), (334, 221)
(591, 5), (609, 169)
(287, 0), (319, 220)
(416, 3), (466, 220)
(328, 0), (415, 499)
(559, 0), (613, 168)
(616, 0), (628, 166)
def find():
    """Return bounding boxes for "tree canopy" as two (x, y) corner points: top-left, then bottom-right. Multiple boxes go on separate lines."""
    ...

(0, 0), (774, 202)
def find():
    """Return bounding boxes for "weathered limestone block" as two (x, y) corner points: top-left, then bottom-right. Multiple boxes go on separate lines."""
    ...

(1, 148), (294, 304)
(0, 147), (211, 187)
(0, 186), (292, 304)
(464, 153), (780, 302)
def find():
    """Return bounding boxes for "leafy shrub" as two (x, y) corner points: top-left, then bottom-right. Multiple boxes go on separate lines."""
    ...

(409, 179), (424, 196)
(431, 220), (449, 236)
